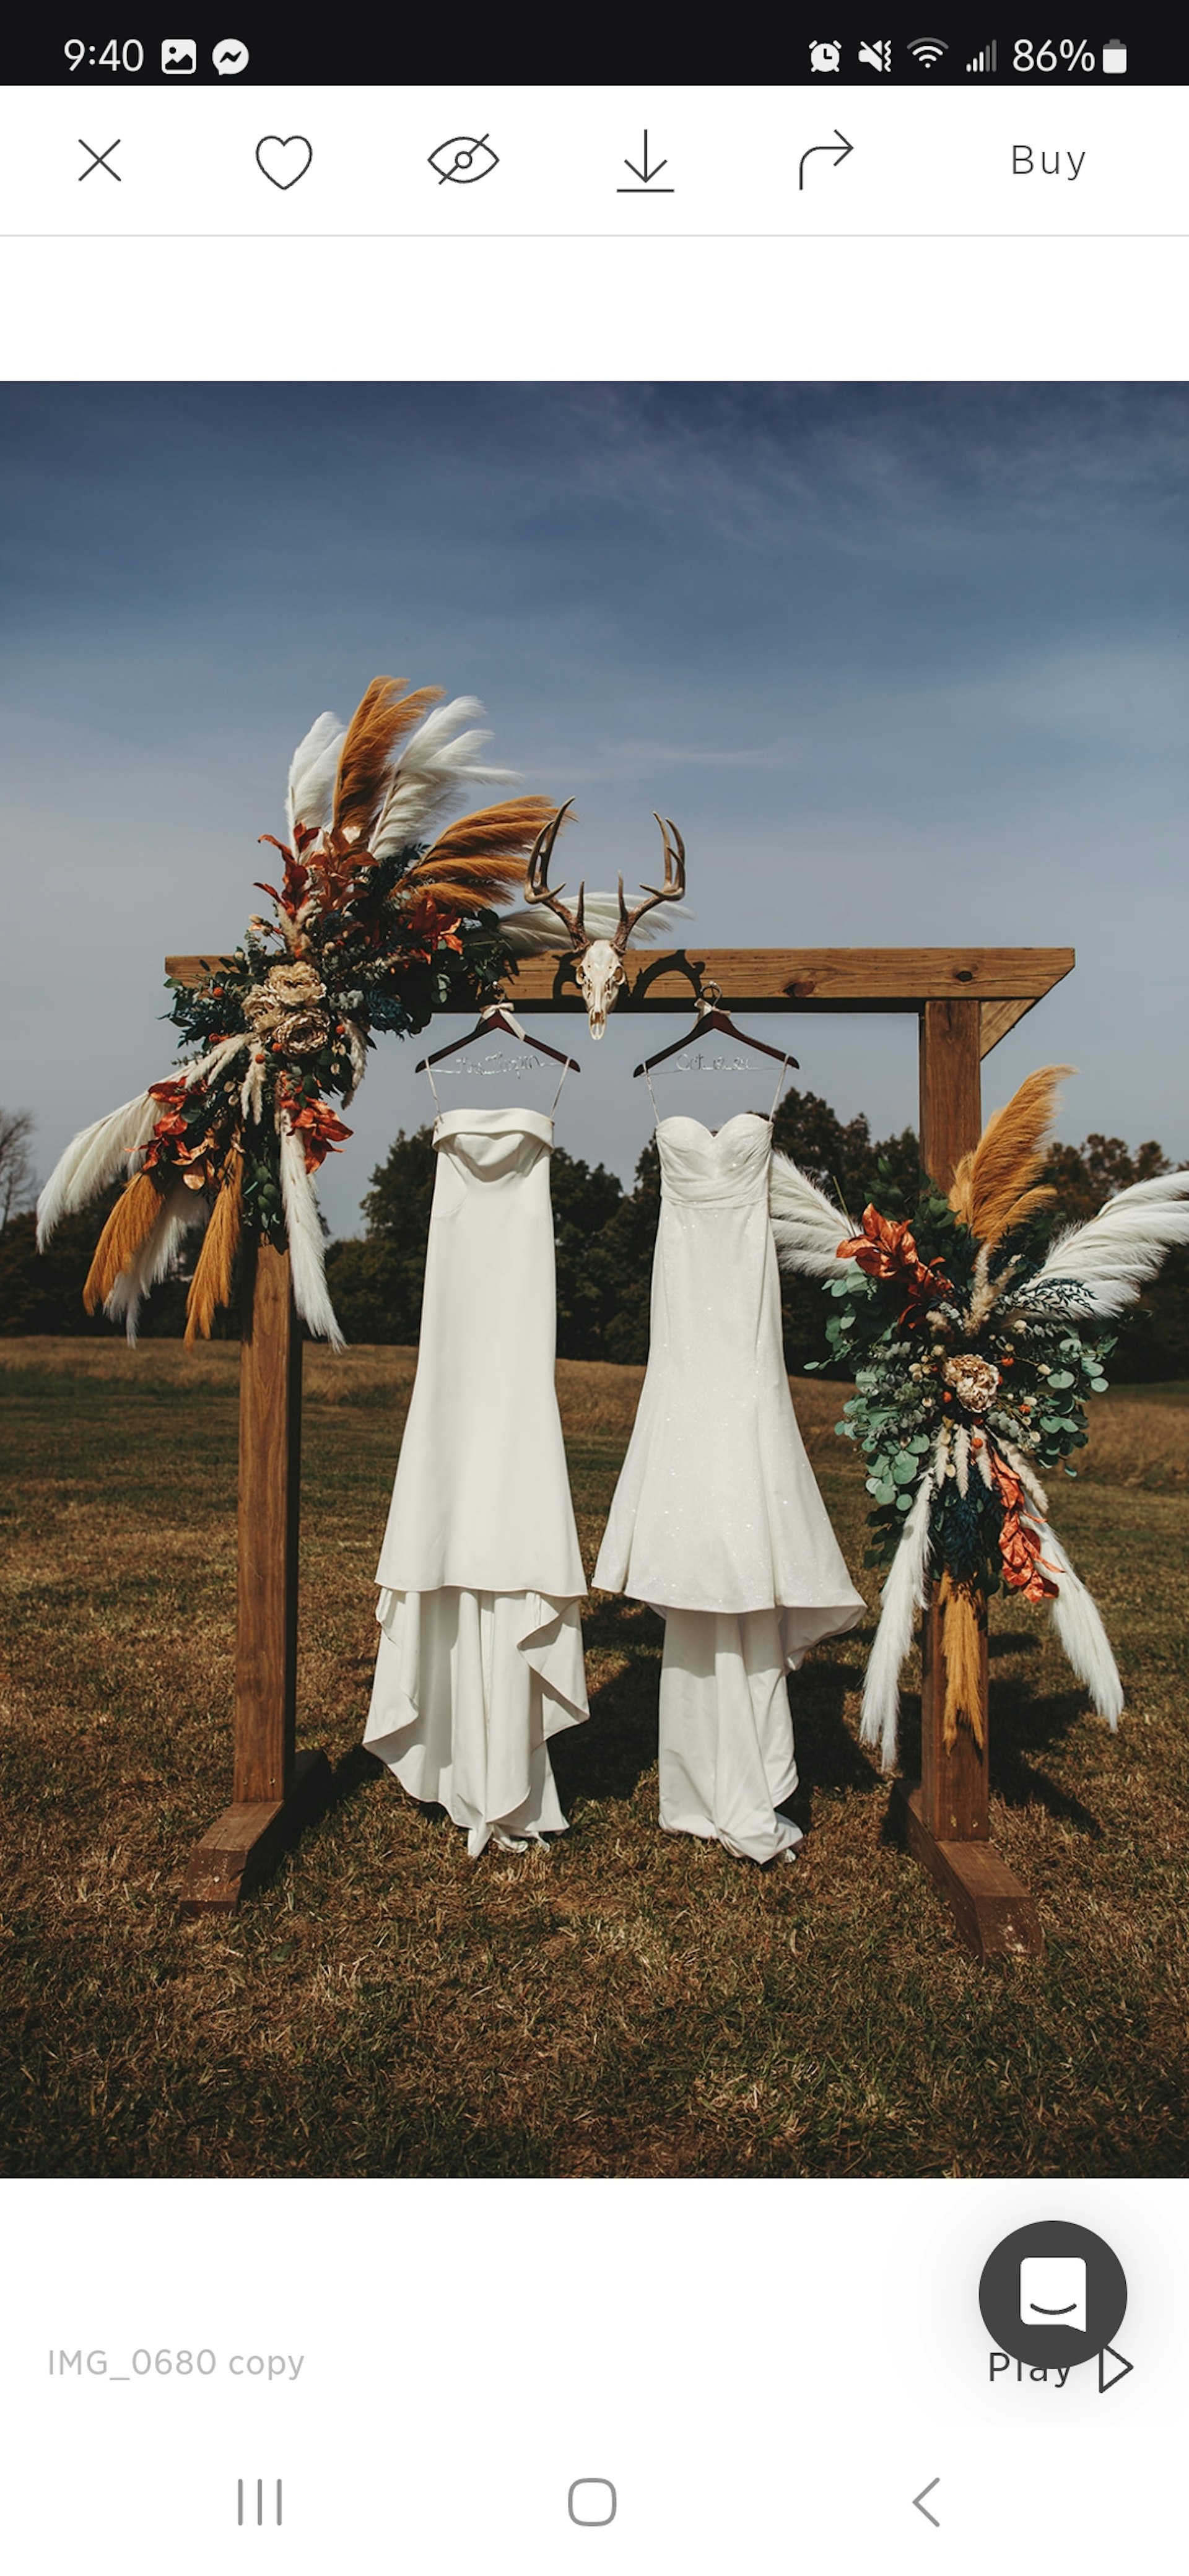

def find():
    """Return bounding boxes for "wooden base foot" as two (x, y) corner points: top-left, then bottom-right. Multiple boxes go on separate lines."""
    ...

(892, 1783), (1043, 1960)
(178, 1748), (334, 1917)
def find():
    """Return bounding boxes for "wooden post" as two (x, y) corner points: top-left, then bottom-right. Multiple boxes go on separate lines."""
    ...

(178, 1241), (332, 1914)
(894, 998), (1043, 1958)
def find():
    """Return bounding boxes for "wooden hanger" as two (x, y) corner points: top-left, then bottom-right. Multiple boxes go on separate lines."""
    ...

(416, 1002), (581, 1076)
(633, 990), (798, 1079)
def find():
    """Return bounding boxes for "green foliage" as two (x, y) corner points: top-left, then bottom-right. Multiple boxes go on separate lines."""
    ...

(825, 1180), (1118, 1588)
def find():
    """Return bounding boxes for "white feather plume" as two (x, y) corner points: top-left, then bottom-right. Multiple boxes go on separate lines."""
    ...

(859, 1470), (934, 1772)
(278, 1120), (345, 1351)
(287, 710), (346, 840)
(768, 1150), (855, 1281)
(370, 697), (516, 859)
(1034, 1520), (1124, 1728)
(103, 1181), (207, 1346)
(240, 1051), (266, 1125)
(37, 1092), (159, 1246)
(498, 894), (690, 954)
(184, 1033), (250, 1090)
(1019, 1169), (1189, 1318)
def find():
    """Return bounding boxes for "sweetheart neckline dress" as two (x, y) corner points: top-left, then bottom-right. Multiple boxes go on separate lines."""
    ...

(364, 1105), (588, 1857)
(593, 1108), (863, 1863)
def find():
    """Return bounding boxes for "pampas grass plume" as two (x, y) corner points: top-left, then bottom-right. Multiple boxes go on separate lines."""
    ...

(82, 1171), (168, 1313)
(948, 1064), (1073, 1248)
(185, 1154), (242, 1345)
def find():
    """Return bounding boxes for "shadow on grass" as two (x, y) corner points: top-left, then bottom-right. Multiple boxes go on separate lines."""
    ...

(990, 1679), (1105, 1834)
(783, 1653), (883, 1835)
(554, 1670), (660, 1808)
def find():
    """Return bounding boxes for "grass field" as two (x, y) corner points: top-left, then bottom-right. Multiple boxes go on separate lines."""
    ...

(1, 1338), (1186, 2178)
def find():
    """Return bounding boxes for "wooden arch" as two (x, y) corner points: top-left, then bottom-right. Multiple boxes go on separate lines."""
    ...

(167, 941), (1073, 1959)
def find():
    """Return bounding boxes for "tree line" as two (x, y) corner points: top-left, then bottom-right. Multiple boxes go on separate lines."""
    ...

(2, 1088), (1185, 1378)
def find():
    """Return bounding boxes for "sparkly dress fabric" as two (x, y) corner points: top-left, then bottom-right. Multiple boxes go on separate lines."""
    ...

(364, 1106), (588, 1856)
(594, 1109), (864, 1862)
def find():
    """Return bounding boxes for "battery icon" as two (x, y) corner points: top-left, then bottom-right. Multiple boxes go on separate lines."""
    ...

(1102, 38), (1127, 72)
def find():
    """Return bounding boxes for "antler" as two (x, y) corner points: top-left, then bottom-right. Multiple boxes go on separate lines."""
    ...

(523, 799), (588, 951)
(614, 815), (686, 955)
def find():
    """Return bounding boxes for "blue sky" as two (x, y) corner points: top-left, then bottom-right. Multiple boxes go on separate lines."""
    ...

(1, 382), (1185, 1233)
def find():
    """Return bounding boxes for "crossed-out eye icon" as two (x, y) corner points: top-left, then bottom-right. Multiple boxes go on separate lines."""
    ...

(429, 133), (500, 185)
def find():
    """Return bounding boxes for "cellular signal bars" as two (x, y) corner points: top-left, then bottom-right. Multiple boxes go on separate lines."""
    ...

(966, 38), (998, 70)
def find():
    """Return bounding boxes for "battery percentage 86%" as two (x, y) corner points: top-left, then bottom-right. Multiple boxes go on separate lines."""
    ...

(1013, 37), (1097, 70)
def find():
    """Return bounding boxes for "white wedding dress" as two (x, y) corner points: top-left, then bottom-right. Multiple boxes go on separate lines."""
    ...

(594, 1099), (864, 1863)
(364, 1103), (588, 1856)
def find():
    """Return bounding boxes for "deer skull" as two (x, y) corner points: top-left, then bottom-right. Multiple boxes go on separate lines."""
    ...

(575, 939), (627, 1038)
(523, 805), (687, 1041)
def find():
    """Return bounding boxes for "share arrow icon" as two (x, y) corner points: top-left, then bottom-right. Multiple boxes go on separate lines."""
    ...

(798, 129), (855, 189)
(618, 131), (674, 192)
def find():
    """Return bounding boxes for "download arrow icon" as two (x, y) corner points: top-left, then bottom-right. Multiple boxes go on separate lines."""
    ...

(619, 130), (674, 191)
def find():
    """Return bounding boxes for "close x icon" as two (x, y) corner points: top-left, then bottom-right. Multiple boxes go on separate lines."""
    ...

(79, 137), (120, 180)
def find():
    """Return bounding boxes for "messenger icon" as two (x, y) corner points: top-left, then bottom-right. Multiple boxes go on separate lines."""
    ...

(1020, 2255), (1086, 2333)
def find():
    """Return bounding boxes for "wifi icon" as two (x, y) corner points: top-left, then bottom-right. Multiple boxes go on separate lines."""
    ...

(907, 35), (949, 64)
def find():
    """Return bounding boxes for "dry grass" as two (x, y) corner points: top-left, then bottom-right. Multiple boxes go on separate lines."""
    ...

(1, 1339), (1186, 2180)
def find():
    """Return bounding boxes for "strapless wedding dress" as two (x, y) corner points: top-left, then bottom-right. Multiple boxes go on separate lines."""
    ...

(365, 1107), (588, 1856)
(594, 1111), (863, 1862)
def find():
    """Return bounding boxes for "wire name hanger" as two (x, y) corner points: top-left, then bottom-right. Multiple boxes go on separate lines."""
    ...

(416, 999), (581, 1077)
(632, 982), (798, 1078)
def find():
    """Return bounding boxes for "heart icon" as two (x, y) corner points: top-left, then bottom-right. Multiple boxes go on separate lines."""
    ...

(255, 134), (313, 189)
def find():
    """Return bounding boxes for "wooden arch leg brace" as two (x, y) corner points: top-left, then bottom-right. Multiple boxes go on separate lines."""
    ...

(178, 1239), (332, 1914)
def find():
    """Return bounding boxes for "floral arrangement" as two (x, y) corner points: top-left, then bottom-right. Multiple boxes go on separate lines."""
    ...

(769, 1067), (1189, 1767)
(37, 676), (561, 1349)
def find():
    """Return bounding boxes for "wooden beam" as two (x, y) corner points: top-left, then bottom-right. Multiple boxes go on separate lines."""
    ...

(919, 996), (983, 1193)
(166, 945), (1075, 1014)
(895, 1786), (1043, 1959)
(980, 995), (1040, 1058)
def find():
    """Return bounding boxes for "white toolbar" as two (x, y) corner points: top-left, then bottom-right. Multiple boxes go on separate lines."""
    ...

(2, 85), (1185, 236)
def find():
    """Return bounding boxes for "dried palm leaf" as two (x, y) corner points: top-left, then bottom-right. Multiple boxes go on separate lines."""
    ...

(287, 710), (346, 840)
(1019, 1168), (1189, 1318)
(279, 1121), (344, 1349)
(332, 677), (443, 844)
(185, 1154), (242, 1344)
(105, 1180), (205, 1344)
(37, 1090), (159, 1245)
(1039, 1523), (1123, 1726)
(370, 700), (517, 858)
(768, 1150), (855, 1281)
(82, 1170), (168, 1313)
(859, 1469), (934, 1771)
(948, 1063), (1073, 1248)
(419, 796), (562, 869)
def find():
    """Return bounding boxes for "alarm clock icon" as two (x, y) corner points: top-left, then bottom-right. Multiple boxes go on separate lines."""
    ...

(809, 38), (842, 72)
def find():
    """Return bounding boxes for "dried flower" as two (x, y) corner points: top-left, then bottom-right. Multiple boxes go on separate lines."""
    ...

(279, 1009), (331, 1055)
(943, 1353), (1000, 1413)
(267, 961), (326, 1007)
